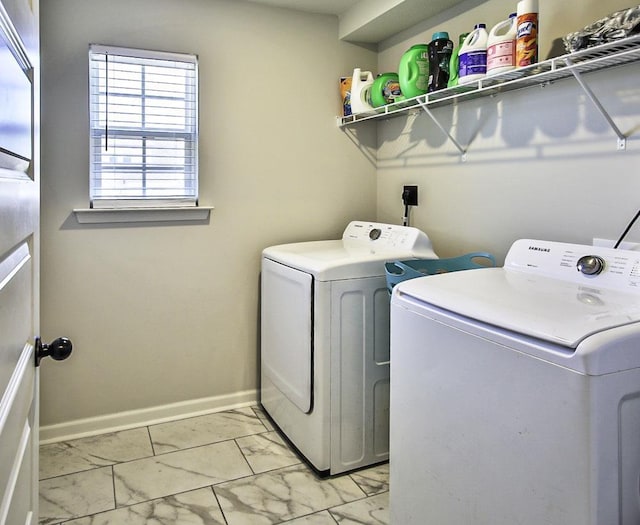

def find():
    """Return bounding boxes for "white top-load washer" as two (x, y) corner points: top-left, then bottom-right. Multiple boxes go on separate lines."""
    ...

(261, 221), (437, 475)
(390, 239), (640, 525)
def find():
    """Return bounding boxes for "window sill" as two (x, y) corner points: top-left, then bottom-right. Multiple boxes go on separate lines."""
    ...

(73, 206), (213, 224)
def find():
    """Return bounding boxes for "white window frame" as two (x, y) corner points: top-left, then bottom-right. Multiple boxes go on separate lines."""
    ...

(88, 44), (199, 209)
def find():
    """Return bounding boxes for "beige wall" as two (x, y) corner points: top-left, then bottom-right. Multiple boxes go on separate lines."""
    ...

(376, 0), (640, 261)
(39, 0), (377, 429)
(40, 0), (640, 433)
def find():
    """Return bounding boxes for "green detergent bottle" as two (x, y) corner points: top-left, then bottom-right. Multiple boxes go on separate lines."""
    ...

(447, 32), (469, 88)
(398, 44), (429, 99)
(371, 73), (402, 107)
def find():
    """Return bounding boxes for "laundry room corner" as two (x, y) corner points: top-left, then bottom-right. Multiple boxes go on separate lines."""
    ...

(374, 0), (640, 262)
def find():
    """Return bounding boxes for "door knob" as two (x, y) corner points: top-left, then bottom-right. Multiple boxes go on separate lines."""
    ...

(35, 337), (73, 367)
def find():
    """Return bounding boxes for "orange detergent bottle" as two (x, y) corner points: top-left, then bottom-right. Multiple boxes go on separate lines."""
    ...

(516, 0), (538, 68)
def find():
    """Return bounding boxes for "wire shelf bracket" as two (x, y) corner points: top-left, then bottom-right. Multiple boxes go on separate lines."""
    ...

(565, 56), (627, 150)
(416, 100), (468, 161)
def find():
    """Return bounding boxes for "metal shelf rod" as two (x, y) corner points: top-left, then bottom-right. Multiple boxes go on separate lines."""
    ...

(565, 56), (627, 150)
(416, 100), (467, 159)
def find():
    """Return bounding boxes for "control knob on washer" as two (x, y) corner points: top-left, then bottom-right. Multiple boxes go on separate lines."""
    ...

(576, 255), (605, 276)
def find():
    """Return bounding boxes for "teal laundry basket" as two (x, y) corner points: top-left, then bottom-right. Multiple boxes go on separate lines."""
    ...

(385, 252), (496, 294)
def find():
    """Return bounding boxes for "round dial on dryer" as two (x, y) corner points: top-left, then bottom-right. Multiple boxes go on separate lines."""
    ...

(369, 228), (382, 240)
(576, 255), (605, 276)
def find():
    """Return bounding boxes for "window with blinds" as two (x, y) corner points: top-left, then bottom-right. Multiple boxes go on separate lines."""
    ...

(89, 45), (198, 208)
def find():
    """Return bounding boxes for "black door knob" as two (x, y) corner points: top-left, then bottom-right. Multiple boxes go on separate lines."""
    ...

(35, 337), (73, 367)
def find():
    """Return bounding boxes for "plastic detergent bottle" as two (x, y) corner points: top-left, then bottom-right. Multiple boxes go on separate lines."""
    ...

(447, 32), (469, 88)
(487, 13), (517, 75)
(427, 32), (454, 92)
(516, 0), (539, 68)
(350, 68), (375, 114)
(458, 24), (489, 84)
(340, 77), (352, 116)
(371, 73), (402, 107)
(398, 44), (430, 99)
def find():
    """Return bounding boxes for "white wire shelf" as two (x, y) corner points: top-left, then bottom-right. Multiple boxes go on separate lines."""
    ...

(338, 34), (640, 128)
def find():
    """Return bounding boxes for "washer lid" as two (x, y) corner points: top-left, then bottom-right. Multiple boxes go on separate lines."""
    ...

(263, 221), (437, 280)
(263, 240), (432, 280)
(395, 267), (640, 348)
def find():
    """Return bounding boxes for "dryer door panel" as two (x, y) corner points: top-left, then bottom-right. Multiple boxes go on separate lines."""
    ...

(261, 258), (313, 413)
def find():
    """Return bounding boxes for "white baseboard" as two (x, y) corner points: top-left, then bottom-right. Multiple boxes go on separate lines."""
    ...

(39, 389), (259, 444)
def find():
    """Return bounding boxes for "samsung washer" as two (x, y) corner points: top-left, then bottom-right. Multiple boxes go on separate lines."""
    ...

(260, 221), (437, 475)
(390, 238), (640, 524)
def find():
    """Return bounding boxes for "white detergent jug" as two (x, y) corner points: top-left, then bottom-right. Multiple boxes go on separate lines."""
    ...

(350, 68), (375, 114)
(458, 24), (488, 84)
(487, 13), (517, 75)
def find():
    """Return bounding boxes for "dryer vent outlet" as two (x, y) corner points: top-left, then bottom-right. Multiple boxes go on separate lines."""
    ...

(403, 185), (418, 206)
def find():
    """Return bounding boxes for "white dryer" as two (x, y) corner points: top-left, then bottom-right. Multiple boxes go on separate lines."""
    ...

(390, 239), (640, 525)
(261, 221), (437, 475)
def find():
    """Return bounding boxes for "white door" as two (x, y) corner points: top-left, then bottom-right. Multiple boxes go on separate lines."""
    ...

(0, 0), (41, 522)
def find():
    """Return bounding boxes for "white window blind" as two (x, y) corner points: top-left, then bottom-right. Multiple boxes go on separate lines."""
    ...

(89, 45), (198, 208)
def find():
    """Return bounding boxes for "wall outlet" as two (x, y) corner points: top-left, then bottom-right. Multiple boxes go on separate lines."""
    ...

(403, 185), (418, 206)
(592, 238), (640, 251)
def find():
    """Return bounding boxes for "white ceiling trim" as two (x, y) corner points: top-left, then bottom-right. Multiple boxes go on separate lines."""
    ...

(241, 0), (359, 16)
(243, 0), (465, 43)
(339, 0), (465, 43)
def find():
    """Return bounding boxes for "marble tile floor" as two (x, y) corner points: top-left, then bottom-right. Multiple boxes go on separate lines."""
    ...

(39, 406), (390, 525)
